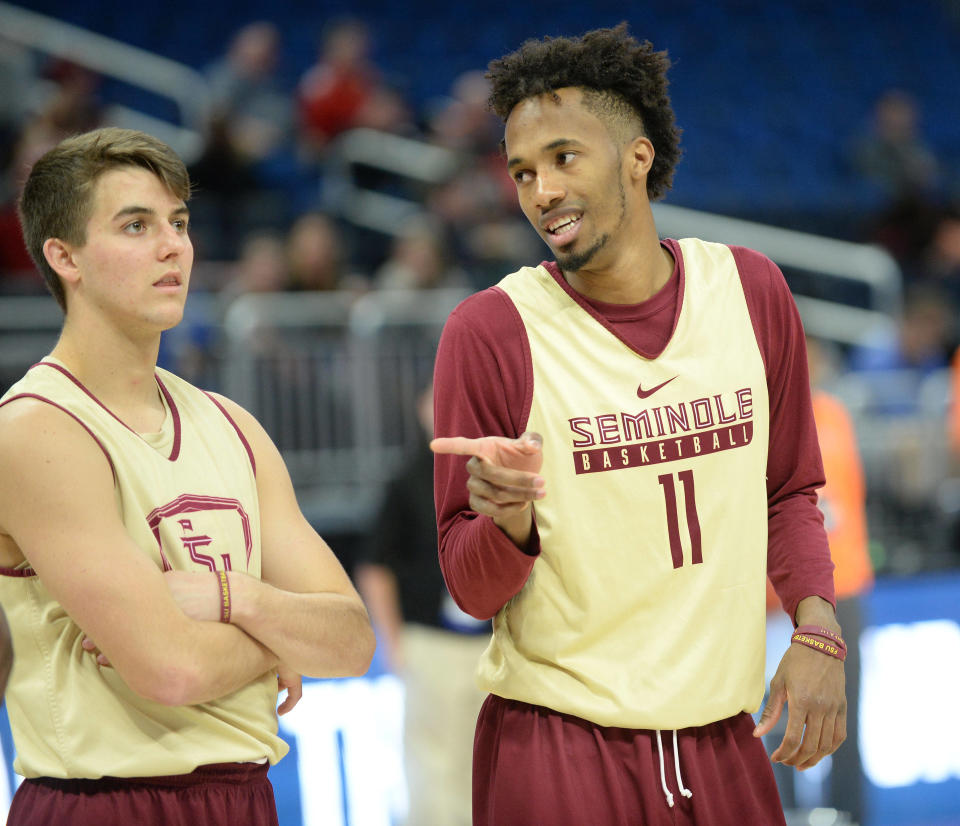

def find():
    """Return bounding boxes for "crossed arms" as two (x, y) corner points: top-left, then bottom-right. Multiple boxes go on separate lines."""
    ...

(0, 393), (374, 708)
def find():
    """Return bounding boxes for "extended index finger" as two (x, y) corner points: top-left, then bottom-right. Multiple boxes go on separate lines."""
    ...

(430, 437), (486, 457)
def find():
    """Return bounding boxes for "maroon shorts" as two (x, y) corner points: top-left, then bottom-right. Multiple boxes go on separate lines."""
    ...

(7, 761), (279, 826)
(474, 695), (786, 826)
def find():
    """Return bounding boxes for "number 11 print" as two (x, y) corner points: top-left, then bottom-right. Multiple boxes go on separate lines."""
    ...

(657, 470), (702, 568)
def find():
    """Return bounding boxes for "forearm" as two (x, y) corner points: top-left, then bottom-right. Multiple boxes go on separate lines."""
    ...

(228, 572), (374, 678)
(767, 491), (836, 620)
(159, 620), (279, 706)
(438, 511), (538, 619)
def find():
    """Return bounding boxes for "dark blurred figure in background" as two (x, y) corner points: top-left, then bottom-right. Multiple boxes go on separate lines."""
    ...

(846, 283), (955, 418)
(189, 22), (296, 260)
(205, 22), (293, 164)
(372, 216), (469, 291)
(427, 70), (502, 157)
(284, 210), (367, 294)
(187, 115), (267, 261)
(851, 89), (948, 275)
(852, 89), (941, 201)
(221, 230), (289, 301)
(1, 57), (103, 292)
(356, 383), (489, 826)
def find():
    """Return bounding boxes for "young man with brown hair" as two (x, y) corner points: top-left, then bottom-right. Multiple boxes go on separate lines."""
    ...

(0, 127), (375, 825)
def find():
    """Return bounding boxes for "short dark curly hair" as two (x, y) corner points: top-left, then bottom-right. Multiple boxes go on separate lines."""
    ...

(487, 23), (682, 201)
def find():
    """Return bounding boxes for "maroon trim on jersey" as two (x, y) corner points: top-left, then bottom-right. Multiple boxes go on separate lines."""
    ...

(541, 240), (683, 360)
(34, 362), (182, 462)
(0, 392), (117, 483)
(0, 566), (37, 578)
(203, 392), (256, 476)
(155, 375), (182, 461)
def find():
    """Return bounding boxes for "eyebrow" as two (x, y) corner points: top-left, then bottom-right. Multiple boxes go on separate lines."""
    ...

(506, 138), (582, 169)
(111, 204), (190, 221)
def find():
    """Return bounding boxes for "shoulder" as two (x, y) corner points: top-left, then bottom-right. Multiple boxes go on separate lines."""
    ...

(202, 391), (265, 439)
(0, 394), (117, 520)
(442, 286), (529, 351)
(0, 391), (99, 445)
(726, 245), (791, 300)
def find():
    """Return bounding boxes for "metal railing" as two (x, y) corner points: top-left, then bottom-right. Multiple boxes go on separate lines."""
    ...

(0, 1), (210, 162)
(652, 202), (902, 346)
(1, 288), (955, 567)
(219, 287), (470, 530)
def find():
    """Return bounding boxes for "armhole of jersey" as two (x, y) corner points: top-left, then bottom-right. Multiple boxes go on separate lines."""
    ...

(0, 392), (117, 484)
(729, 245), (772, 377)
(490, 285), (535, 435)
(203, 391), (257, 476)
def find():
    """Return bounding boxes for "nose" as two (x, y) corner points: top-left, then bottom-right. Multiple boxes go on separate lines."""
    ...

(158, 223), (189, 259)
(533, 170), (564, 209)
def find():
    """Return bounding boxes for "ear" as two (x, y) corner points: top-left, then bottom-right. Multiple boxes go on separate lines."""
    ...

(42, 238), (81, 285)
(626, 136), (655, 183)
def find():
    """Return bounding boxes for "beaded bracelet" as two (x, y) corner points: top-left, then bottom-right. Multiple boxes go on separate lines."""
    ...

(217, 570), (232, 624)
(791, 630), (846, 661)
(794, 624), (847, 653)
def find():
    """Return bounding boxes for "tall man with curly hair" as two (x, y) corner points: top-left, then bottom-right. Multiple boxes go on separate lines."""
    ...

(431, 24), (846, 825)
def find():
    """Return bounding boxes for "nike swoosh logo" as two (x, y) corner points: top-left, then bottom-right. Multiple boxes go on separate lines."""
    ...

(637, 376), (678, 399)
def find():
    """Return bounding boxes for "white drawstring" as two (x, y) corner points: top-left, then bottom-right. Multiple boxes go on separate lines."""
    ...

(655, 729), (694, 808)
(655, 730), (674, 807)
(672, 729), (693, 800)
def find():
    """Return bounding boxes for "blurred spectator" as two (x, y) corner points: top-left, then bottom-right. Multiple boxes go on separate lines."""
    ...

(912, 207), (960, 304)
(426, 161), (539, 289)
(427, 70), (502, 156)
(297, 18), (411, 157)
(356, 383), (489, 826)
(0, 131), (38, 290)
(373, 216), (469, 291)
(847, 283), (954, 413)
(851, 89), (941, 201)
(852, 90), (947, 268)
(187, 115), (269, 260)
(223, 230), (289, 300)
(205, 21), (293, 162)
(0, 37), (35, 152)
(285, 210), (367, 294)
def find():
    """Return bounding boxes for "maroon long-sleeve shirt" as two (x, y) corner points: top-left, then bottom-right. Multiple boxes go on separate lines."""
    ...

(433, 239), (835, 624)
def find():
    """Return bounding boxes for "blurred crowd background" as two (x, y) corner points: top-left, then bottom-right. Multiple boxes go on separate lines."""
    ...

(1, 2), (960, 825)
(3, 0), (960, 574)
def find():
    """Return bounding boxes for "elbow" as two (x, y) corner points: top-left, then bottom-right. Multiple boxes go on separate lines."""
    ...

(331, 608), (377, 677)
(303, 607), (377, 679)
(344, 622), (377, 677)
(127, 661), (205, 707)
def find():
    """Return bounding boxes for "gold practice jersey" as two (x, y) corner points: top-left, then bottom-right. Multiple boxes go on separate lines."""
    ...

(483, 238), (770, 729)
(0, 360), (287, 779)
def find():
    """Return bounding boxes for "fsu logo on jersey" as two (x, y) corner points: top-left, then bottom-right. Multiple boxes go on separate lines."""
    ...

(146, 494), (253, 572)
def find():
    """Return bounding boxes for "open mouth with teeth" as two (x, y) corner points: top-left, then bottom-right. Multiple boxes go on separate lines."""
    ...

(545, 213), (583, 246)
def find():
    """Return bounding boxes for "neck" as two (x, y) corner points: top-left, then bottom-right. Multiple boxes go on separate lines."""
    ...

(50, 311), (163, 415)
(562, 210), (673, 305)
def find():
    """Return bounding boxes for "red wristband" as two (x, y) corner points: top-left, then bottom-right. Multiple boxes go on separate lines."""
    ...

(791, 631), (846, 661)
(217, 570), (231, 624)
(794, 624), (846, 652)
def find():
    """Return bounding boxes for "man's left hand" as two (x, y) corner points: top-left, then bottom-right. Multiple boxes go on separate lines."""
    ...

(753, 642), (846, 769)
